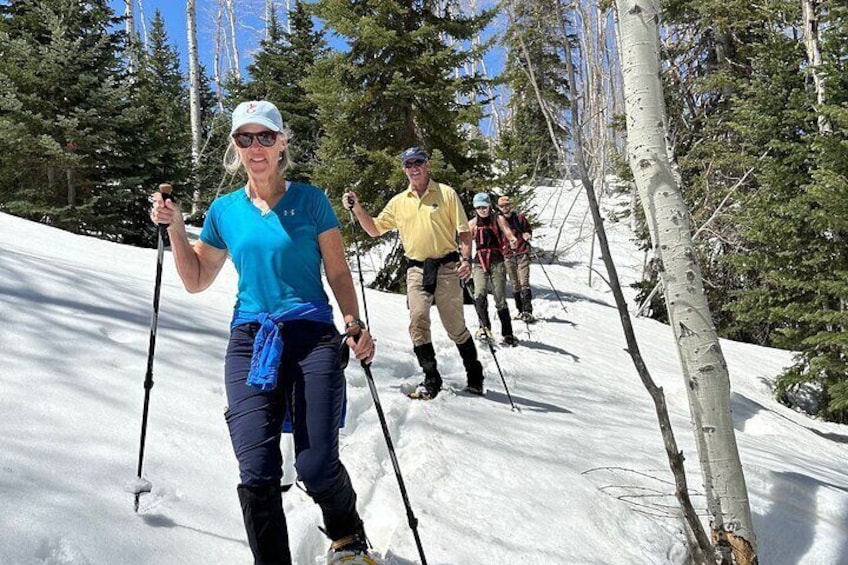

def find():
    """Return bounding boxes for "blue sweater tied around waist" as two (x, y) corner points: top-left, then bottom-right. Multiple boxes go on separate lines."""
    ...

(231, 302), (334, 391)
(231, 302), (346, 432)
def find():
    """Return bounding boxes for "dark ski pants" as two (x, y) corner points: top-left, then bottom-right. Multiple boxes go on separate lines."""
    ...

(224, 320), (362, 551)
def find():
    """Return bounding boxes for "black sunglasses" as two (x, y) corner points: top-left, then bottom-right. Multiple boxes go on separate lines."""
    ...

(232, 130), (278, 148)
(403, 159), (427, 169)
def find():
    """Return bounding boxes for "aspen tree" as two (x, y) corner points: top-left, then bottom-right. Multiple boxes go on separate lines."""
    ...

(187, 0), (203, 215)
(615, 1), (758, 562)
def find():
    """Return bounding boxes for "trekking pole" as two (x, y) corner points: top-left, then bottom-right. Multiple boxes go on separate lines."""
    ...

(461, 282), (518, 412)
(345, 201), (370, 328)
(528, 243), (569, 317)
(132, 183), (172, 512)
(345, 196), (427, 564)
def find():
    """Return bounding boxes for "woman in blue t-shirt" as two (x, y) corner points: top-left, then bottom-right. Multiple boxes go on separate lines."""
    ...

(151, 100), (377, 564)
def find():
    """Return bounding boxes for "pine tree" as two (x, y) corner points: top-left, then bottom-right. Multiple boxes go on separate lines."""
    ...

(191, 63), (231, 215)
(497, 0), (568, 188)
(136, 11), (192, 183)
(305, 0), (496, 289)
(726, 2), (848, 423)
(0, 0), (139, 241)
(108, 10), (193, 245)
(656, 0), (848, 423)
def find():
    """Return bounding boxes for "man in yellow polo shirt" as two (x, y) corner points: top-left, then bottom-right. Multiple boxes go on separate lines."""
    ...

(343, 146), (484, 399)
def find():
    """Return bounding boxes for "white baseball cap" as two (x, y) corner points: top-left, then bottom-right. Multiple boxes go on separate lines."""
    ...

(231, 100), (283, 134)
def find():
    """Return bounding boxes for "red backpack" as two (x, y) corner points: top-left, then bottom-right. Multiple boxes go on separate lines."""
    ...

(475, 214), (507, 272)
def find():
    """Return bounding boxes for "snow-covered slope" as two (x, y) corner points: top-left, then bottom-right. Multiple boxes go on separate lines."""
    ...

(1, 181), (846, 565)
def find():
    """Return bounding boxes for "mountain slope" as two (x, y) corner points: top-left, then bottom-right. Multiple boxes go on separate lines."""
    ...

(0, 182), (846, 564)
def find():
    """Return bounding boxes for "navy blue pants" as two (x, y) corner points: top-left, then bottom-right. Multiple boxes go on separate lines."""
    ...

(224, 320), (361, 540)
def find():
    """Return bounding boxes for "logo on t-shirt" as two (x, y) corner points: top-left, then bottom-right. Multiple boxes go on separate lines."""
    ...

(279, 208), (297, 216)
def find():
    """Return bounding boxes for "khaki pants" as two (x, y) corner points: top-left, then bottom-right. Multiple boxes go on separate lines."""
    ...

(504, 253), (531, 292)
(406, 261), (472, 346)
(472, 261), (508, 310)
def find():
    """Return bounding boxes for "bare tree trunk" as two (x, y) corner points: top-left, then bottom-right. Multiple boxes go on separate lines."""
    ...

(615, 1), (758, 563)
(187, 0), (203, 215)
(226, 0), (242, 82)
(66, 169), (75, 208)
(285, 0), (292, 33)
(213, 0), (226, 112)
(47, 166), (57, 194)
(548, 0), (715, 559)
(136, 0), (149, 51)
(265, 0), (275, 42)
(508, 8), (566, 166)
(124, 0), (138, 74)
(801, 0), (830, 134)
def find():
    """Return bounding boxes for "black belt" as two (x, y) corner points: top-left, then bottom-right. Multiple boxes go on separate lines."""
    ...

(407, 251), (459, 269)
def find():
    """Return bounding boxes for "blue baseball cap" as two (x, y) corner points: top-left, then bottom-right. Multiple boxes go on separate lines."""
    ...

(473, 193), (491, 207)
(231, 100), (283, 134)
(400, 146), (429, 165)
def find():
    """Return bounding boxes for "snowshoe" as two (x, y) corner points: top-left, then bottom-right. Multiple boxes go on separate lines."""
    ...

(500, 335), (519, 347)
(475, 328), (494, 343)
(407, 383), (439, 400)
(520, 312), (537, 324)
(463, 384), (485, 396)
(512, 312), (524, 320)
(327, 532), (378, 565)
(328, 555), (379, 565)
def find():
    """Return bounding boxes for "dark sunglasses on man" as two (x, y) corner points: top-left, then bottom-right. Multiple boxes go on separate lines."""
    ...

(403, 159), (427, 169)
(232, 130), (278, 148)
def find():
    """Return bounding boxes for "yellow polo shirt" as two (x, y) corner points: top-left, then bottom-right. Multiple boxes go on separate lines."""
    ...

(373, 180), (469, 262)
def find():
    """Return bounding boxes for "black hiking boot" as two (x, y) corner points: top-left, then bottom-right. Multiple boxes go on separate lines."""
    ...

(412, 343), (442, 399)
(456, 337), (484, 390)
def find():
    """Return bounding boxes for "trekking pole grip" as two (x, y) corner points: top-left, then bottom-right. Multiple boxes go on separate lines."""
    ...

(157, 183), (173, 238)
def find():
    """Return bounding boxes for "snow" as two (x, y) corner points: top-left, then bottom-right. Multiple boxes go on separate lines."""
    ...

(1, 180), (847, 565)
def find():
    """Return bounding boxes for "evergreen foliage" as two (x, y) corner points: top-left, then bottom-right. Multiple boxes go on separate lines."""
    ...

(654, 0), (848, 422)
(496, 0), (569, 190)
(305, 0), (497, 289)
(189, 62), (231, 219)
(115, 10), (193, 244)
(0, 0), (143, 241)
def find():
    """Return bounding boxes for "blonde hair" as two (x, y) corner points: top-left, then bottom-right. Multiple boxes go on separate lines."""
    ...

(223, 127), (294, 178)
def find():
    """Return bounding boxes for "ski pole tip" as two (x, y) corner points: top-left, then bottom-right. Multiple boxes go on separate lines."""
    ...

(126, 476), (153, 495)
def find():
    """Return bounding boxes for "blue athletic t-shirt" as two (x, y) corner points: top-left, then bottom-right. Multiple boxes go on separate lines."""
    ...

(200, 182), (340, 315)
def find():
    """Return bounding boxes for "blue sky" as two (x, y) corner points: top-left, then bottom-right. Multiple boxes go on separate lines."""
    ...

(109, 0), (505, 136)
(109, 0), (269, 75)
(110, 0), (504, 78)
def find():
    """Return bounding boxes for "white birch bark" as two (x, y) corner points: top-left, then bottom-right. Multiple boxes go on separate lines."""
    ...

(801, 0), (830, 134)
(615, 1), (757, 562)
(265, 0), (275, 42)
(285, 0), (292, 33)
(124, 0), (138, 74)
(187, 0), (203, 215)
(213, 0), (226, 112)
(226, 0), (242, 82)
(136, 0), (149, 52)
